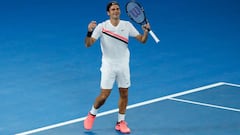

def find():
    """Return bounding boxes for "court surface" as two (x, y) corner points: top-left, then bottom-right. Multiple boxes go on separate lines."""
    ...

(15, 82), (240, 135)
(1, 0), (240, 135)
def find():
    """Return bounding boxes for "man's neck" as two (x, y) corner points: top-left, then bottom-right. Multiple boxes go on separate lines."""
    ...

(110, 19), (120, 26)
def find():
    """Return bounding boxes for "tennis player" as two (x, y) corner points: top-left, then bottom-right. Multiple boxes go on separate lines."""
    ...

(84, 1), (150, 133)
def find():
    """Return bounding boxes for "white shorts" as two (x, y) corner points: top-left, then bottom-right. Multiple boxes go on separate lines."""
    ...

(100, 63), (130, 89)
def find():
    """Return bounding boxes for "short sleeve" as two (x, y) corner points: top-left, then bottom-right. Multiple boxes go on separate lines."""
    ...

(127, 21), (140, 37)
(92, 23), (103, 40)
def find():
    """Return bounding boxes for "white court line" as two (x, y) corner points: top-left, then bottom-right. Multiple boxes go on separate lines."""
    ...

(169, 97), (240, 112)
(222, 82), (240, 88)
(15, 82), (237, 135)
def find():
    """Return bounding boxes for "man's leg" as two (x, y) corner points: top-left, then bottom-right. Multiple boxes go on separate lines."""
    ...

(84, 89), (111, 130)
(118, 88), (128, 115)
(94, 89), (111, 109)
(115, 87), (131, 133)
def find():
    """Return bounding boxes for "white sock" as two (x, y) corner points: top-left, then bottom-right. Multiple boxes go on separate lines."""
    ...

(90, 105), (98, 115)
(118, 113), (125, 122)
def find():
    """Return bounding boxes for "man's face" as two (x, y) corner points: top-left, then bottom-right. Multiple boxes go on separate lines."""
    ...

(108, 4), (121, 19)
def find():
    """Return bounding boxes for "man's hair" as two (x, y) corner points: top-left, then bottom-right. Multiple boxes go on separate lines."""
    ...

(106, 1), (119, 11)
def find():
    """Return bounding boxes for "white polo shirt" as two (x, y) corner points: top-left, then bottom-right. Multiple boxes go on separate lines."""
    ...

(92, 20), (140, 65)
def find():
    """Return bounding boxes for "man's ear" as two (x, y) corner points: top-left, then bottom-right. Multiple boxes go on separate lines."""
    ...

(107, 11), (110, 16)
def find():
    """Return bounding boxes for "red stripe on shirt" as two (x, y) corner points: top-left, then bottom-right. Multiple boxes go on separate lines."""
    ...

(102, 28), (128, 44)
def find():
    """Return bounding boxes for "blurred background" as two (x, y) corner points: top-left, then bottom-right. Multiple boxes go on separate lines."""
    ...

(0, 0), (239, 134)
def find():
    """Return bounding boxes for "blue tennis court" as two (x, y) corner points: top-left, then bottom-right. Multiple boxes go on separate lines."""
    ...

(15, 82), (240, 135)
(1, 0), (240, 135)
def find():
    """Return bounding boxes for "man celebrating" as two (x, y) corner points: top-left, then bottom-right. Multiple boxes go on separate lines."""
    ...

(84, 1), (150, 134)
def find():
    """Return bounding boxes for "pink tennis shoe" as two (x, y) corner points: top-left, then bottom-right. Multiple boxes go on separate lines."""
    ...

(115, 120), (131, 134)
(84, 113), (96, 130)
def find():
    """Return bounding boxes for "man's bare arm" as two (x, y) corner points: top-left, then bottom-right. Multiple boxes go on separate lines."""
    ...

(84, 21), (97, 47)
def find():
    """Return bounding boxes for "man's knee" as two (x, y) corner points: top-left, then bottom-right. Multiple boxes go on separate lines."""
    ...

(119, 88), (128, 98)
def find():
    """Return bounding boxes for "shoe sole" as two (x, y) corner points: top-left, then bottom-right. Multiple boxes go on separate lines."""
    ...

(115, 129), (130, 134)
